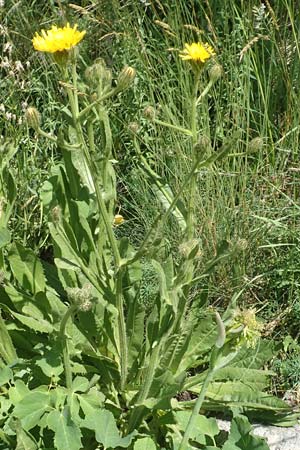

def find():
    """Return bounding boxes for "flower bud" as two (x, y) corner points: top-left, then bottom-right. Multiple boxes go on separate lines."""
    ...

(194, 135), (211, 153)
(128, 122), (140, 134)
(113, 214), (125, 226)
(117, 66), (136, 91)
(85, 58), (112, 90)
(25, 107), (40, 131)
(51, 205), (62, 224)
(143, 105), (156, 121)
(249, 137), (264, 153)
(209, 64), (222, 82)
(67, 283), (93, 312)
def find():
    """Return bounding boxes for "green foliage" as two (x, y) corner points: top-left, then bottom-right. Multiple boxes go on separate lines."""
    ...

(1, 1), (300, 449)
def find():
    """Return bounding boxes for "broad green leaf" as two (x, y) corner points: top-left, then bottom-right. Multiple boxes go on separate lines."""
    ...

(14, 391), (50, 430)
(222, 415), (269, 450)
(134, 437), (157, 450)
(14, 420), (38, 450)
(8, 243), (46, 294)
(77, 387), (105, 416)
(72, 376), (89, 393)
(82, 409), (137, 448)
(47, 409), (82, 450)
(175, 411), (219, 441)
(10, 310), (53, 334)
(16, 429), (38, 450)
(35, 344), (63, 378)
(8, 380), (29, 405)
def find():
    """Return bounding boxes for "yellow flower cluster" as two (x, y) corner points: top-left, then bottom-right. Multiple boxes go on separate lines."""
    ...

(32, 23), (86, 53)
(179, 42), (215, 64)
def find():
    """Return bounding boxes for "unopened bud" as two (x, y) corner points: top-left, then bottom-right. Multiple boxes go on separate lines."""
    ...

(51, 205), (62, 223)
(25, 107), (40, 131)
(209, 64), (222, 82)
(143, 105), (156, 121)
(128, 122), (140, 134)
(178, 239), (202, 259)
(194, 135), (211, 153)
(117, 66), (136, 91)
(249, 137), (264, 153)
(67, 283), (93, 312)
(236, 238), (248, 251)
(113, 214), (125, 226)
(85, 58), (112, 90)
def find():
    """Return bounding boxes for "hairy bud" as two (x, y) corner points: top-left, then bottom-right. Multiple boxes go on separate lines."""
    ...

(51, 205), (62, 224)
(85, 58), (112, 90)
(143, 105), (156, 121)
(25, 107), (40, 131)
(117, 66), (136, 91)
(128, 122), (140, 134)
(209, 64), (222, 82)
(249, 137), (264, 153)
(67, 283), (93, 312)
(194, 135), (211, 154)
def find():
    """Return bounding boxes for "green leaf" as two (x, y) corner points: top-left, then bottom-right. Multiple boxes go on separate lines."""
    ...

(72, 376), (89, 393)
(8, 243), (46, 294)
(82, 409), (137, 448)
(222, 415), (270, 450)
(9, 309), (53, 334)
(175, 411), (219, 442)
(14, 420), (38, 450)
(134, 437), (157, 450)
(9, 380), (29, 405)
(0, 228), (11, 249)
(14, 391), (50, 430)
(35, 344), (63, 378)
(47, 408), (82, 450)
(0, 366), (13, 386)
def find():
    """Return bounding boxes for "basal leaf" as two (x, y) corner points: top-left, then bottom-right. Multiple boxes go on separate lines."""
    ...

(8, 243), (46, 294)
(82, 409), (137, 448)
(222, 415), (270, 450)
(10, 310), (53, 334)
(14, 391), (50, 430)
(47, 409), (82, 450)
(14, 420), (38, 450)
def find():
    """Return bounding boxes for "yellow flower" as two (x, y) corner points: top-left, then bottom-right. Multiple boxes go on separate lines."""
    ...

(179, 42), (215, 64)
(32, 23), (86, 54)
(113, 214), (125, 226)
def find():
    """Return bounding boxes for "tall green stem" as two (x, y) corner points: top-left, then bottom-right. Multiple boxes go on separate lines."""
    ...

(187, 77), (200, 239)
(178, 368), (215, 450)
(62, 62), (128, 389)
(59, 304), (77, 391)
(127, 343), (161, 432)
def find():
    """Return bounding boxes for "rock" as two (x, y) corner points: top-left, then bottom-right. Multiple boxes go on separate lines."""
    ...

(217, 419), (300, 450)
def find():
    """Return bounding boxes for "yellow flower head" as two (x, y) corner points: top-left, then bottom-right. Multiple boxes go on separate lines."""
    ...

(32, 23), (86, 53)
(179, 42), (215, 64)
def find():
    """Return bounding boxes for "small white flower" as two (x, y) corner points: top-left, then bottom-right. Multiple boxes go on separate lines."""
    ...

(3, 41), (12, 54)
(5, 112), (12, 121)
(0, 104), (5, 112)
(15, 60), (24, 72)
